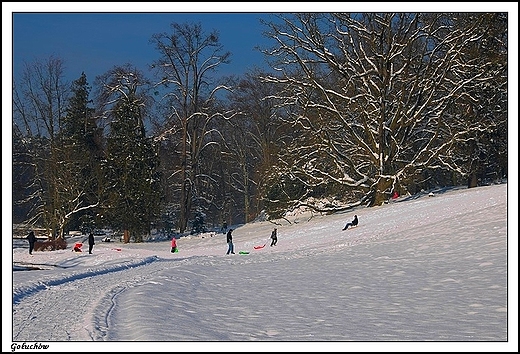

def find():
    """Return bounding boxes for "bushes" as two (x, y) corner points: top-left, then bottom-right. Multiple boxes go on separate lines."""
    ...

(33, 238), (67, 251)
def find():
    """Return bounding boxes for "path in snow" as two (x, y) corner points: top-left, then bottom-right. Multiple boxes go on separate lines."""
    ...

(11, 184), (508, 341)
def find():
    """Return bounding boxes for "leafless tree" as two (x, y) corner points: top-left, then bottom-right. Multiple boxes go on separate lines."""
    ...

(223, 70), (291, 222)
(261, 13), (507, 207)
(150, 22), (233, 232)
(12, 56), (79, 238)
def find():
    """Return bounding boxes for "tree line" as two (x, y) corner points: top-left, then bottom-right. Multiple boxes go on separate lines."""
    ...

(12, 13), (508, 241)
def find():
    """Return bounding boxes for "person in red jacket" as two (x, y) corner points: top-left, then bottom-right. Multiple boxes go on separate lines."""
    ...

(171, 237), (178, 253)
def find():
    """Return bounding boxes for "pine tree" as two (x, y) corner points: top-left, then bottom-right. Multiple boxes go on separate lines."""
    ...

(59, 72), (102, 232)
(103, 96), (161, 242)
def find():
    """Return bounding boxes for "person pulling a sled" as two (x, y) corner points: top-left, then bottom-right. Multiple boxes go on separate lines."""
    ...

(270, 228), (278, 246)
(342, 215), (358, 230)
(88, 232), (95, 254)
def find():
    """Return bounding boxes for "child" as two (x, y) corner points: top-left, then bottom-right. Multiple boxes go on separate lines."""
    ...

(270, 228), (278, 246)
(73, 242), (83, 252)
(171, 237), (178, 253)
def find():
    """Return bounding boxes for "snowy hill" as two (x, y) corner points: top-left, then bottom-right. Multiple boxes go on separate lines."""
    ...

(7, 183), (515, 352)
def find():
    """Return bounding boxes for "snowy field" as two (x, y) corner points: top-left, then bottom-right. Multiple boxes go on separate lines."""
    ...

(5, 183), (517, 352)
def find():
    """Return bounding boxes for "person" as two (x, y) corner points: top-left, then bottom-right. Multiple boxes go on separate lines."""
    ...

(270, 228), (278, 246)
(171, 236), (178, 253)
(342, 215), (358, 230)
(73, 243), (83, 252)
(88, 232), (95, 254)
(26, 231), (37, 255)
(226, 229), (235, 254)
(221, 221), (228, 234)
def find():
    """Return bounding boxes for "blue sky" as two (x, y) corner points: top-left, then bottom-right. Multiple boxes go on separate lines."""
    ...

(7, 3), (516, 86)
(11, 11), (276, 84)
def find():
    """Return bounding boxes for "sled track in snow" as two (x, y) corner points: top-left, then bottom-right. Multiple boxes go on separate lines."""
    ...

(13, 256), (159, 305)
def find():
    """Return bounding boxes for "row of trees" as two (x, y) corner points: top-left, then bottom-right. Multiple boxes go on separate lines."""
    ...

(12, 13), (508, 241)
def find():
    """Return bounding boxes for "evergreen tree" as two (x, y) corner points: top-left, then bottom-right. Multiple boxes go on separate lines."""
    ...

(59, 72), (102, 231)
(103, 90), (161, 242)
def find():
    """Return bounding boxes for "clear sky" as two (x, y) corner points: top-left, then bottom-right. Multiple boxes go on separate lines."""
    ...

(13, 12), (278, 82)
(11, 11), (276, 84)
(6, 3), (517, 85)
(8, 3), (516, 85)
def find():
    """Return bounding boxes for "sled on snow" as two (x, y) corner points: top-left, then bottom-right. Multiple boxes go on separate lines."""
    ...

(254, 237), (271, 249)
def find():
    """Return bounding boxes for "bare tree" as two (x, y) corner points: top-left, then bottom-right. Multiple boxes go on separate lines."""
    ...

(261, 13), (507, 207)
(12, 56), (75, 238)
(150, 22), (233, 233)
(445, 13), (508, 188)
(13, 56), (68, 141)
(223, 70), (290, 222)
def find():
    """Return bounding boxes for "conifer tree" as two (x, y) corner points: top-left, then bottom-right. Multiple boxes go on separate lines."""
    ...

(58, 72), (102, 232)
(97, 66), (161, 242)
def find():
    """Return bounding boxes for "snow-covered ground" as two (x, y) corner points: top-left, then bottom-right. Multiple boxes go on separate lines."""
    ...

(5, 183), (516, 352)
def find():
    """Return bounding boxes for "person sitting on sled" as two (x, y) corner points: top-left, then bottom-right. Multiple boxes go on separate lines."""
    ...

(171, 236), (178, 253)
(342, 215), (358, 230)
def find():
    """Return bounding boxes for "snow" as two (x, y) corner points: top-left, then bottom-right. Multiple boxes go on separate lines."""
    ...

(5, 183), (517, 352)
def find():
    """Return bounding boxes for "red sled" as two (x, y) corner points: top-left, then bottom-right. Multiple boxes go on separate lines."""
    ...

(254, 244), (266, 250)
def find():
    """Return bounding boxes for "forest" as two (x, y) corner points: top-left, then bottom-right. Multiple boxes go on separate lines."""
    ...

(12, 13), (508, 241)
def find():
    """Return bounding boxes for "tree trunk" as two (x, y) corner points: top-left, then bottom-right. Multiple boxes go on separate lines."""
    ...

(468, 174), (478, 188)
(372, 177), (393, 206)
(179, 116), (189, 233)
(243, 163), (250, 223)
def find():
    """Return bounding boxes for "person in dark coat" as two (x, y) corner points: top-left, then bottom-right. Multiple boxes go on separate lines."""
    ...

(342, 215), (358, 230)
(88, 232), (95, 254)
(27, 231), (37, 255)
(226, 229), (235, 254)
(270, 228), (278, 246)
